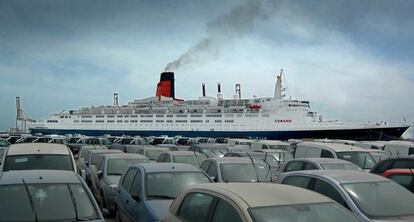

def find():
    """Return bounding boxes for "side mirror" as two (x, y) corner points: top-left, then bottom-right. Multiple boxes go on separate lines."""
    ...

(85, 160), (89, 166)
(210, 176), (217, 182)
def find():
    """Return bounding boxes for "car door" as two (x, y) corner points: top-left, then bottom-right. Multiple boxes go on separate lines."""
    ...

(118, 168), (138, 222)
(126, 170), (149, 221)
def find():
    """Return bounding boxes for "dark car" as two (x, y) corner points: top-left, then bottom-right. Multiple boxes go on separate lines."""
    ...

(370, 156), (414, 175)
(91, 153), (150, 213)
(115, 163), (212, 222)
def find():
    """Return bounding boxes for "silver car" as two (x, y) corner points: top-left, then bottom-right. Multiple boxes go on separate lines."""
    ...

(0, 170), (106, 221)
(277, 170), (414, 222)
(163, 183), (362, 222)
(91, 153), (150, 213)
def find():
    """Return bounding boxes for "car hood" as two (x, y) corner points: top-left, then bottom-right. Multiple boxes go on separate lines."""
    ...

(107, 175), (122, 185)
(372, 215), (414, 222)
(147, 199), (174, 220)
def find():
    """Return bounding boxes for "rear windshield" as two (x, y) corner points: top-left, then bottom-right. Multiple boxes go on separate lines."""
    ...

(3, 155), (74, 171)
(0, 183), (99, 222)
(336, 152), (376, 169)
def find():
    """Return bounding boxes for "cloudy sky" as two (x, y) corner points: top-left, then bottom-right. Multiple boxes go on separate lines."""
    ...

(1, 0), (413, 131)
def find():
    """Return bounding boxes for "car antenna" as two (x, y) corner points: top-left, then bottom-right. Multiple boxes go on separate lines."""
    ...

(246, 152), (260, 182)
(22, 179), (39, 222)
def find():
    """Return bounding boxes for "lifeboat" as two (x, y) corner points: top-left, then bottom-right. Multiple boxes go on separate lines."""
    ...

(249, 104), (262, 110)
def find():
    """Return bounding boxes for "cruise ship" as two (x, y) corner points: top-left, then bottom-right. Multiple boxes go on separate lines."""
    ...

(29, 70), (409, 140)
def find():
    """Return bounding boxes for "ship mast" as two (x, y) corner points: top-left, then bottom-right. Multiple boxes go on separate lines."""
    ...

(274, 69), (286, 99)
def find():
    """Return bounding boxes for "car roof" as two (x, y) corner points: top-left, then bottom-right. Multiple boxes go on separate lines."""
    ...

(383, 168), (414, 176)
(386, 140), (414, 146)
(105, 153), (148, 160)
(188, 183), (332, 207)
(286, 170), (388, 183)
(291, 158), (356, 164)
(7, 143), (70, 155)
(134, 163), (202, 173)
(0, 170), (80, 185)
(299, 142), (368, 152)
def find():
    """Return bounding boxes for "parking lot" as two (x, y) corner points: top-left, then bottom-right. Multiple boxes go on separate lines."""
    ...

(1, 135), (414, 221)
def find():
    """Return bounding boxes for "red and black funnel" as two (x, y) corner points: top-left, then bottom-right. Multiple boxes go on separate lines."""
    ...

(156, 72), (175, 99)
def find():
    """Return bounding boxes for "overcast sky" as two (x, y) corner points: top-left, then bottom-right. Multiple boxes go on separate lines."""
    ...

(1, 0), (414, 131)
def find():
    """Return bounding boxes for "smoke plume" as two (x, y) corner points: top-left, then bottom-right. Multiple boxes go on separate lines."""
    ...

(164, 0), (265, 71)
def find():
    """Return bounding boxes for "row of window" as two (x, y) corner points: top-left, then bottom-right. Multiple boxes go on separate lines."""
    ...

(79, 114), (269, 119)
(74, 119), (238, 124)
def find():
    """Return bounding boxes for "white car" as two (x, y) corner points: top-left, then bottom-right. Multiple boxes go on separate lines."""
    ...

(0, 143), (77, 172)
(163, 183), (362, 222)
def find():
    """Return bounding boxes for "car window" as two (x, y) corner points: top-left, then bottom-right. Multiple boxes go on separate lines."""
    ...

(178, 192), (215, 222)
(200, 161), (211, 172)
(393, 160), (414, 169)
(211, 199), (242, 222)
(321, 150), (334, 158)
(282, 176), (312, 189)
(129, 171), (142, 197)
(409, 148), (414, 156)
(96, 157), (104, 172)
(157, 154), (166, 162)
(313, 179), (347, 207)
(121, 168), (137, 192)
(303, 162), (319, 170)
(3, 154), (74, 171)
(165, 154), (172, 163)
(284, 161), (303, 172)
(207, 162), (218, 181)
(388, 174), (414, 191)
(372, 160), (394, 174)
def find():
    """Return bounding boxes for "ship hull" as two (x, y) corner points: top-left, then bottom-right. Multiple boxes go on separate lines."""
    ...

(30, 126), (408, 141)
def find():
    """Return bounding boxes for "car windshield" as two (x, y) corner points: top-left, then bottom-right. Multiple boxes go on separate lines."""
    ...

(269, 145), (291, 151)
(107, 158), (150, 175)
(249, 202), (361, 222)
(336, 152), (376, 169)
(3, 155), (74, 171)
(342, 181), (414, 218)
(173, 155), (206, 167)
(321, 163), (361, 170)
(146, 172), (211, 199)
(145, 150), (166, 160)
(221, 163), (271, 182)
(0, 183), (99, 222)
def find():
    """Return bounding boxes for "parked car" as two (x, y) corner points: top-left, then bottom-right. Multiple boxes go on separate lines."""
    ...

(111, 137), (147, 152)
(84, 137), (112, 148)
(355, 141), (387, 150)
(294, 142), (377, 170)
(0, 170), (106, 221)
(365, 149), (390, 162)
(91, 153), (150, 213)
(223, 151), (289, 174)
(200, 157), (273, 183)
(156, 151), (207, 167)
(370, 156), (414, 175)
(163, 183), (362, 222)
(81, 149), (123, 186)
(279, 158), (361, 173)
(0, 138), (12, 148)
(115, 163), (212, 222)
(382, 168), (414, 192)
(383, 140), (414, 157)
(0, 143), (76, 172)
(277, 170), (414, 222)
(76, 145), (107, 173)
(66, 136), (87, 154)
